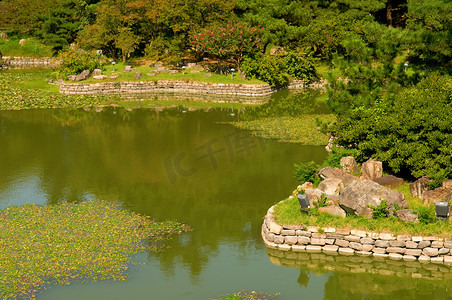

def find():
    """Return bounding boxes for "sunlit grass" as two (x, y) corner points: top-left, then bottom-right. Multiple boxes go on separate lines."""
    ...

(274, 185), (452, 237)
(0, 200), (190, 299)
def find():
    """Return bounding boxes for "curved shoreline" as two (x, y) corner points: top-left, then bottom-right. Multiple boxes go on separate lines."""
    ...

(262, 202), (452, 264)
(59, 79), (327, 97)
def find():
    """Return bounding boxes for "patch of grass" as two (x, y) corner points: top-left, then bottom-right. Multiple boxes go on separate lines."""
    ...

(274, 196), (452, 237)
(0, 37), (53, 57)
(211, 290), (280, 300)
(232, 115), (335, 145)
(89, 62), (265, 85)
(0, 200), (190, 299)
(0, 71), (115, 110)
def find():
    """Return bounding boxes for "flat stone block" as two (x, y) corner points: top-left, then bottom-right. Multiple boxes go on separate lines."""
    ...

(397, 234), (411, 241)
(307, 226), (319, 232)
(297, 236), (311, 245)
(423, 236), (439, 241)
(285, 236), (298, 245)
(403, 255), (417, 262)
(264, 241), (278, 249)
(418, 256), (431, 262)
(439, 248), (450, 255)
(336, 228), (351, 235)
(298, 231), (312, 237)
(349, 242), (364, 251)
(351, 229), (367, 237)
(431, 257), (444, 264)
(281, 229), (296, 236)
(375, 240), (390, 248)
(389, 240), (405, 247)
(311, 238), (326, 246)
(412, 236), (423, 242)
(406, 241), (418, 249)
(312, 232), (327, 239)
(379, 233), (396, 240)
(422, 247), (439, 257)
(339, 248), (355, 255)
(306, 245), (322, 253)
(444, 256), (452, 264)
(335, 239), (349, 248)
(405, 249), (422, 256)
(386, 247), (405, 254)
(360, 237), (375, 244)
(268, 221), (283, 234)
(432, 241), (444, 248)
(324, 227), (336, 233)
(274, 235), (285, 244)
(362, 244), (374, 252)
(373, 253), (389, 258)
(344, 235), (361, 243)
(418, 240), (431, 249)
(323, 245), (339, 252)
(291, 245), (306, 252)
(372, 247), (387, 254)
(388, 253), (403, 260)
(356, 251), (372, 256)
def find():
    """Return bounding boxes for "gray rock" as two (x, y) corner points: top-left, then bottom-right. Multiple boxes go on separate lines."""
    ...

(375, 240), (390, 248)
(349, 242), (364, 251)
(405, 249), (422, 256)
(75, 70), (90, 81)
(360, 158), (382, 180)
(389, 240), (405, 247)
(410, 177), (433, 199)
(318, 205), (346, 218)
(297, 236), (311, 244)
(0, 32), (7, 40)
(318, 167), (359, 187)
(423, 187), (452, 205)
(339, 180), (408, 218)
(418, 241), (431, 249)
(204, 73), (212, 77)
(93, 75), (107, 80)
(274, 235), (285, 244)
(285, 236), (298, 245)
(443, 179), (452, 189)
(318, 178), (344, 196)
(335, 239), (349, 248)
(135, 72), (142, 79)
(422, 247), (439, 257)
(281, 229), (296, 236)
(396, 209), (419, 223)
(373, 175), (404, 189)
(340, 156), (359, 173)
(405, 241), (418, 249)
(439, 248), (450, 255)
(124, 65), (134, 72)
(92, 69), (102, 76)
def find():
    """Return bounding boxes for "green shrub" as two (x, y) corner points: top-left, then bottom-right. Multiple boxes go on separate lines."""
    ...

(55, 48), (103, 79)
(313, 193), (329, 208)
(242, 53), (289, 87)
(283, 49), (317, 81)
(368, 200), (389, 219)
(415, 205), (436, 224)
(323, 146), (359, 169)
(294, 161), (321, 185)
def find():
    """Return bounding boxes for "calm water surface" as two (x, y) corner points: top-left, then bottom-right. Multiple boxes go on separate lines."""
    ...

(0, 105), (451, 299)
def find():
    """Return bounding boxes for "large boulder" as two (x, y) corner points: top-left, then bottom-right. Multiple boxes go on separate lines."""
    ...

(373, 175), (403, 189)
(340, 156), (359, 173)
(339, 180), (408, 218)
(423, 187), (452, 205)
(318, 167), (359, 187)
(409, 176), (432, 199)
(360, 158), (382, 180)
(69, 70), (90, 82)
(318, 178), (344, 196)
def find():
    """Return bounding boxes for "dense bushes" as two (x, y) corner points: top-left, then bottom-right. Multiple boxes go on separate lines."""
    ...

(329, 74), (452, 179)
(55, 48), (103, 79)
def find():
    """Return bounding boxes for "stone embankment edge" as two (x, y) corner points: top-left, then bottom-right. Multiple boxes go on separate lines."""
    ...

(262, 203), (452, 264)
(1, 57), (61, 69)
(59, 79), (327, 97)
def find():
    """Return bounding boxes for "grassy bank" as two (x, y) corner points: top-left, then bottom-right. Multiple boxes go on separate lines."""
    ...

(274, 182), (452, 237)
(233, 114), (335, 145)
(0, 200), (190, 299)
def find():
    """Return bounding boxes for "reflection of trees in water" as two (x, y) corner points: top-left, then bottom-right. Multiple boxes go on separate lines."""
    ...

(266, 248), (452, 299)
(0, 107), (327, 279)
(241, 89), (330, 121)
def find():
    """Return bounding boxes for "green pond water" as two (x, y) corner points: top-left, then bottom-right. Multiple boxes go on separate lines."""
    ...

(0, 98), (451, 299)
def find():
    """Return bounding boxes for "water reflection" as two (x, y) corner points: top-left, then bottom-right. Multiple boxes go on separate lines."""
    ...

(266, 248), (452, 299)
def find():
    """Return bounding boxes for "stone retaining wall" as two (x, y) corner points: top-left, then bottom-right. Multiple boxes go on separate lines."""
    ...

(59, 79), (326, 97)
(59, 80), (275, 96)
(1, 57), (60, 69)
(262, 204), (452, 264)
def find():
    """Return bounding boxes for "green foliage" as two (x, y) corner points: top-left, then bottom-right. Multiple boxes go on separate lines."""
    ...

(191, 22), (264, 69)
(55, 48), (103, 78)
(283, 49), (317, 81)
(329, 74), (452, 179)
(294, 161), (321, 184)
(211, 290), (279, 300)
(0, 37), (53, 57)
(415, 205), (436, 225)
(313, 193), (329, 208)
(323, 146), (358, 169)
(242, 53), (288, 87)
(368, 200), (389, 219)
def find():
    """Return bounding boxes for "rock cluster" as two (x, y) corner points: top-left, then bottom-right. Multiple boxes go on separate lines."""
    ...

(262, 206), (452, 263)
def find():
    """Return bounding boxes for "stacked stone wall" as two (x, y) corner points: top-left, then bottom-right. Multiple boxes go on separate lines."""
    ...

(1, 57), (60, 69)
(262, 204), (452, 264)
